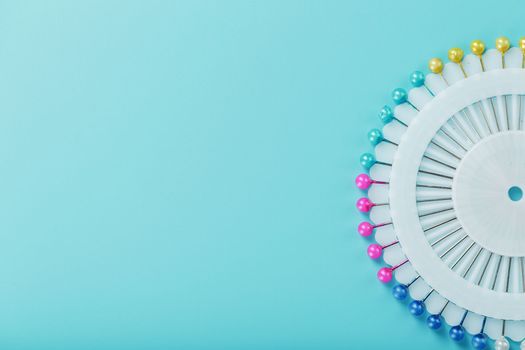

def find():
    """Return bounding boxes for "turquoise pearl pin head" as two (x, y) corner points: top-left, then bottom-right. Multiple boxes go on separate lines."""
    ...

(379, 105), (394, 124)
(410, 71), (425, 87)
(360, 153), (376, 170)
(367, 129), (384, 146)
(392, 88), (408, 105)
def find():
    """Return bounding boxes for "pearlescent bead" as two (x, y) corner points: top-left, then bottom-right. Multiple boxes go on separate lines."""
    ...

(426, 314), (442, 330)
(356, 197), (373, 213)
(449, 325), (465, 341)
(355, 173), (372, 190)
(377, 267), (392, 283)
(428, 58), (444, 74)
(368, 128), (384, 146)
(357, 222), (373, 237)
(496, 37), (511, 53)
(410, 71), (425, 87)
(367, 244), (382, 259)
(520, 37), (525, 53)
(392, 284), (408, 300)
(494, 336), (509, 350)
(379, 105), (394, 124)
(392, 88), (407, 105)
(409, 300), (425, 316)
(360, 153), (376, 169)
(448, 48), (464, 63)
(471, 333), (488, 350)
(471, 40), (485, 56)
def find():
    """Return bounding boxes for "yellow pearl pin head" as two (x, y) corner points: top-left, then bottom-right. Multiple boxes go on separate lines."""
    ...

(470, 40), (485, 56)
(519, 37), (525, 53)
(496, 36), (510, 53)
(428, 58), (444, 74)
(448, 48), (464, 63)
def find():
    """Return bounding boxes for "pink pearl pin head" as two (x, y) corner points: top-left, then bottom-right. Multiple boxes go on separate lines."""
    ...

(355, 173), (372, 190)
(377, 267), (393, 283)
(358, 222), (374, 237)
(356, 197), (373, 213)
(367, 244), (383, 259)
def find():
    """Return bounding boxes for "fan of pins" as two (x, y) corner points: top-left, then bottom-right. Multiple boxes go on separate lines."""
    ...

(356, 37), (525, 350)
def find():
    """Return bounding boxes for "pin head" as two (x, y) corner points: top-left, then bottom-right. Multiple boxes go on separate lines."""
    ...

(520, 37), (525, 54)
(496, 36), (511, 54)
(428, 58), (444, 74)
(360, 153), (376, 169)
(379, 105), (394, 124)
(409, 300), (425, 316)
(392, 284), (408, 300)
(367, 244), (382, 259)
(448, 48), (464, 63)
(355, 173), (372, 190)
(357, 221), (374, 237)
(449, 325), (465, 341)
(377, 267), (392, 283)
(471, 333), (488, 350)
(426, 314), (442, 330)
(471, 40), (485, 56)
(410, 71), (425, 87)
(494, 336), (509, 350)
(356, 197), (373, 213)
(392, 88), (408, 105)
(368, 128), (384, 146)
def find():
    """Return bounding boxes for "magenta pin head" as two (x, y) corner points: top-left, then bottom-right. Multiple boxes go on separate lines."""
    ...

(367, 244), (383, 259)
(355, 173), (372, 190)
(356, 197), (373, 213)
(377, 267), (393, 283)
(358, 222), (374, 237)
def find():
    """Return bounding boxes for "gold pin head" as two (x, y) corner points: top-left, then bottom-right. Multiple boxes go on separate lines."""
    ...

(428, 58), (444, 74)
(448, 48), (464, 63)
(496, 36), (510, 53)
(519, 37), (525, 53)
(470, 40), (485, 56)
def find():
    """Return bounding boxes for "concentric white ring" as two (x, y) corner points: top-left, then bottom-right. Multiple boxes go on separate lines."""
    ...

(390, 69), (525, 320)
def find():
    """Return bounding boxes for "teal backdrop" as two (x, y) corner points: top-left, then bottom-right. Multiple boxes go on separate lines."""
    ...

(0, 0), (523, 349)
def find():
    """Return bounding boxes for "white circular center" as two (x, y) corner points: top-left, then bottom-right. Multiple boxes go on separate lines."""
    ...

(453, 131), (525, 257)
(452, 131), (525, 256)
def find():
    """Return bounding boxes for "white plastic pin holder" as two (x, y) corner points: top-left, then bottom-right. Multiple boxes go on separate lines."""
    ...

(356, 37), (525, 350)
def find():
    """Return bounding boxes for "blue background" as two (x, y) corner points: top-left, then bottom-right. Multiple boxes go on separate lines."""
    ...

(0, 0), (523, 349)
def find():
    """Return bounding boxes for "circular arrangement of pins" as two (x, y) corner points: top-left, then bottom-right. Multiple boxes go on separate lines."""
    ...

(356, 37), (525, 350)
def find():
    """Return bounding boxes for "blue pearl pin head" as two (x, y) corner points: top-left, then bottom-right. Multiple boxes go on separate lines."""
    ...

(408, 300), (425, 316)
(449, 325), (465, 341)
(392, 284), (408, 300)
(426, 314), (442, 330)
(471, 333), (488, 349)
